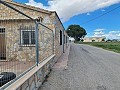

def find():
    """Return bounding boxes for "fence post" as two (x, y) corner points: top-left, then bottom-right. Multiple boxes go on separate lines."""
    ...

(52, 31), (54, 54)
(35, 22), (39, 66)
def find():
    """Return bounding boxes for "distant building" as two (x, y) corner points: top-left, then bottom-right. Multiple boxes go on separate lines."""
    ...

(83, 37), (105, 42)
(69, 37), (75, 42)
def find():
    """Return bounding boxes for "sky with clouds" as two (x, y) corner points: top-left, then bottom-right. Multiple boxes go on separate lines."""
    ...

(14, 0), (120, 40)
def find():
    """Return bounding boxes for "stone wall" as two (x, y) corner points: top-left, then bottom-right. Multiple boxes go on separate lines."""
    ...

(4, 55), (55, 90)
(0, 19), (54, 62)
(52, 13), (69, 60)
(17, 56), (54, 90)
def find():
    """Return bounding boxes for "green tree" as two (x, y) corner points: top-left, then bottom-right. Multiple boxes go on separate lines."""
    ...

(66, 25), (87, 41)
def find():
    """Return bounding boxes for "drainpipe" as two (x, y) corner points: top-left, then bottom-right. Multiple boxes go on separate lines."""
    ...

(62, 30), (64, 53)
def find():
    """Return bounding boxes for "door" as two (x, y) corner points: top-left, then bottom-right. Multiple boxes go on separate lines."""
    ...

(0, 28), (6, 60)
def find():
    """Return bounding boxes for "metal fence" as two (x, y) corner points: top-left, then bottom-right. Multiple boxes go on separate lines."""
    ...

(0, 0), (54, 88)
(38, 24), (54, 62)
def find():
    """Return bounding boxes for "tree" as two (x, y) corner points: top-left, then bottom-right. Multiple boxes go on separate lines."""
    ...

(66, 25), (87, 41)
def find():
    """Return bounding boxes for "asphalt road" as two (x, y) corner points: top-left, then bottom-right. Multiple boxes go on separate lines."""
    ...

(39, 43), (120, 90)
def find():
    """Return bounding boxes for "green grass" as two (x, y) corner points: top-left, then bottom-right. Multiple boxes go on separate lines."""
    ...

(77, 42), (120, 53)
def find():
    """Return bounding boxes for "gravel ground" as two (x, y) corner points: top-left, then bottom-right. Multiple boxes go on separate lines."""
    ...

(39, 43), (120, 90)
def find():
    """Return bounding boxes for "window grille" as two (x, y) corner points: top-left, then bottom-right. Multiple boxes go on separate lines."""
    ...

(20, 30), (35, 46)
(0, 28), (5, 33)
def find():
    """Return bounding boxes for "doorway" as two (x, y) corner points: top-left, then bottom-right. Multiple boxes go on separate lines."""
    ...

(0, 28), (6, 60)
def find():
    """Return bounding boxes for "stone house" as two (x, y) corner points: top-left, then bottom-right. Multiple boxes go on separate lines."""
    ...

(0, 0), (68, 62)
(83, 37), (106, 42)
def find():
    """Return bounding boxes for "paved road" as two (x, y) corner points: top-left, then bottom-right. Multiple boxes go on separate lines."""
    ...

(39, 44), (120, 90)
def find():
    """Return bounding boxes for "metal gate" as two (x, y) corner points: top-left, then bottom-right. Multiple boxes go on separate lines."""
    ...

(0, 28), (6, 60)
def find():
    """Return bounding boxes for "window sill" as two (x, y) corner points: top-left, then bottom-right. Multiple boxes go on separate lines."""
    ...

(19, 45), (36, 47)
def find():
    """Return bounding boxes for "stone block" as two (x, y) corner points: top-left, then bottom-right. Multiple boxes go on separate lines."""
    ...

(21, 81), (28, 90)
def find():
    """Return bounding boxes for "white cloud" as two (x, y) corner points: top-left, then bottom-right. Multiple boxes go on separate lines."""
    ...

(87, 13), (91, 16)
(26, 0), (48, 9)
(93, 28), (105, 37)
(106, 31), (120, 39)
(26, 0), (120, 22)
(93, 28), (120, 40)
(94, 28), (105, 32)
(101, 9), (106, 12)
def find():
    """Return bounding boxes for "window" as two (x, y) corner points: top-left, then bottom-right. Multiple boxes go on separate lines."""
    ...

(21, 30), (35, 46)
(64, 35), (65, 44)
(92, 40), (95, 42)
(66, 36), (67, 43)
(0, 28), (5, 33)
(60, 30), (62, 45)
(0, 28), (6, 60)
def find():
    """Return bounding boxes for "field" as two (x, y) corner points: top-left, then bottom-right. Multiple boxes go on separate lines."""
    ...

(77, 42), (120, 53)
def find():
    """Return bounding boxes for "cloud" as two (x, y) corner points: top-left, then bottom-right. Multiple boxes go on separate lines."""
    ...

(26, 0), (120, 22)
(93, 28), (105, 37)
(93, 28), (120, 40)
(94, 28), (105, 32)
(87, 13), (91, 16)
(106, 31), (120, 39)
(101, 9), (106, 12)
(26, 0), (48, 9)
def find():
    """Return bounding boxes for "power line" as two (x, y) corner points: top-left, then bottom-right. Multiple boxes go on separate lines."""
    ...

(81, 4), (120, 25)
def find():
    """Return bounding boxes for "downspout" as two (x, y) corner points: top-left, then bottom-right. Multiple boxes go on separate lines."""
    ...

(62, 30), (64, 53)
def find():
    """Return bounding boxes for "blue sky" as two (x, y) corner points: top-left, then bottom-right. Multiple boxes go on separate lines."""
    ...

(64, 3), (120, 39)
(14, 0), (120, 40)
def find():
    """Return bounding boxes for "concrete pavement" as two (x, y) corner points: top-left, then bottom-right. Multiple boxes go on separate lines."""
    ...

(39, 43), (120, 90)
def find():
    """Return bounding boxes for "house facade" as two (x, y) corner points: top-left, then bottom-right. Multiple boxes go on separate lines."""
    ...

(0, 0), (68, 62)
(0, 0), (70, 89)
(83, 37), (105, 42)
